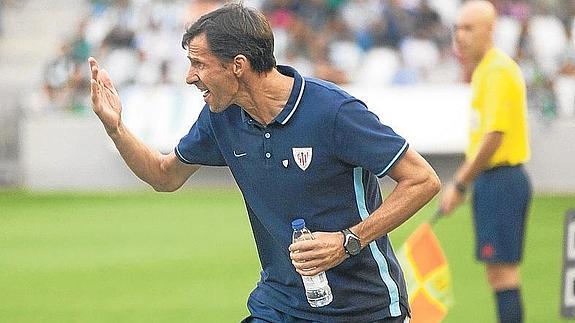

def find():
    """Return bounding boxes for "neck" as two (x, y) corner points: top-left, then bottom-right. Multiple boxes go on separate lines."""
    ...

(236, 68), (294, 125)
(471, 44), (494, 72)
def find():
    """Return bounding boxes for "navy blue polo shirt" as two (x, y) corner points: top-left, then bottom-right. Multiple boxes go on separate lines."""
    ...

(175, 66), (409, 322)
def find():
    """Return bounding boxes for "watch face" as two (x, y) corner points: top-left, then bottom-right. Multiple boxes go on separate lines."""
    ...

(347, 236), (361, 255)
(344, 231), (361, 256)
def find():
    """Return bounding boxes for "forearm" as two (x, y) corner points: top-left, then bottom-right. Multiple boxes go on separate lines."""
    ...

(351, 150), (440, 246)
(353, 178), (438, 247)
(454, 131), (503, 186)
(109, 123), (198, 191)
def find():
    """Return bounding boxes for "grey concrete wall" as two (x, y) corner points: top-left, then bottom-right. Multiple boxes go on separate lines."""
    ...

(20, 113), (237, 191)
(525, 115), (575, 193)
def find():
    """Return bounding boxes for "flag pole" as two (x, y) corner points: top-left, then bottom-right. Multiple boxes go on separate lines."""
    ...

(429, 209), (443, 226)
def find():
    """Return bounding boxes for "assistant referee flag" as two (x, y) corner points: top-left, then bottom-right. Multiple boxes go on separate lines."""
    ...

(397, 222), (454, 323)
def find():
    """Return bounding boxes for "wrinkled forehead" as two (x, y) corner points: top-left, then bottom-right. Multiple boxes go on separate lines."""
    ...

(186, 34), (211, 58)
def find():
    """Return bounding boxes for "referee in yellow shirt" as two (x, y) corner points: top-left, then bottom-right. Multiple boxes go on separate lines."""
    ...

(440, 1), (531, 322)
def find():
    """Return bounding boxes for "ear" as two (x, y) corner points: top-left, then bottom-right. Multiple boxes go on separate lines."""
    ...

(232, 55), (249, 77)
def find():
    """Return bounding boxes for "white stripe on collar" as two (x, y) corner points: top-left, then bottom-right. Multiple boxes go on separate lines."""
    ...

(280, 77), (306, 125)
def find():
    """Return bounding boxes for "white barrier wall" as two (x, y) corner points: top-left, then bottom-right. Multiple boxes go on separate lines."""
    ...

(344, 84), (470, 154)
(116, 83), (471, 155)
(20, 85), (575, 192)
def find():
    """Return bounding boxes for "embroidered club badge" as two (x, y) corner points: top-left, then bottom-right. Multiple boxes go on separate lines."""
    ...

(292, 147), (312, 171)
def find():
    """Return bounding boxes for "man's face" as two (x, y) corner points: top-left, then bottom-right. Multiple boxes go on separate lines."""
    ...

(185, 34), (239, 113)
(453, 10), (490, 64)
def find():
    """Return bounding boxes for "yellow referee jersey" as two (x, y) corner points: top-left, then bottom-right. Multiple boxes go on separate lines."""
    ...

(467, 47), (530, 167)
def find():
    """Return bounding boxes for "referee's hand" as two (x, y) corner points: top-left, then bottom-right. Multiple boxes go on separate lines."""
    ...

(439, 183), (465, 215)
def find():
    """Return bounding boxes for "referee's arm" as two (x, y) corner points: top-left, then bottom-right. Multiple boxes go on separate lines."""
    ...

(440, 131), (503, 214)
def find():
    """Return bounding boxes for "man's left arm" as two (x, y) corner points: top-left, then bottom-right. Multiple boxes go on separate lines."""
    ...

(289, 147), (440, 276)
(351, 147), (441, 246)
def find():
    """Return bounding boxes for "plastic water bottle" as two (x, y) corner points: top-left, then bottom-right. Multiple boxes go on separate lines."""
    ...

(291, 218), (333, 307)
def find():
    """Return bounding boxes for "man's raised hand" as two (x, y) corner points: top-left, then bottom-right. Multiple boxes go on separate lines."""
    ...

(89, 57), (123, 136)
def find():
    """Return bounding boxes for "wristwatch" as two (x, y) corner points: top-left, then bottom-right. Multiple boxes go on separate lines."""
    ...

(341, 228), (361, 256)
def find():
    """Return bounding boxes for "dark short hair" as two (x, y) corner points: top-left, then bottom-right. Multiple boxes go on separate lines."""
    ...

(181, 3), (276, 73)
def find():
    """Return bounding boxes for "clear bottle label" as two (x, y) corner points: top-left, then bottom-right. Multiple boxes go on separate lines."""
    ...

(302, 272), (329, 289)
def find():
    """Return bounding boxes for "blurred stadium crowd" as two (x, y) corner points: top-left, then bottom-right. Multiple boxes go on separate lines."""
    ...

(24, 0), (575, 119)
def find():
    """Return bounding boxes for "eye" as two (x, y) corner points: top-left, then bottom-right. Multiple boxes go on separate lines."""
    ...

(189, 59), (204, 70)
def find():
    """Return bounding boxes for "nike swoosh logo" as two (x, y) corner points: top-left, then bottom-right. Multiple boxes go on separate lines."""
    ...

(233, 151), (247, 157)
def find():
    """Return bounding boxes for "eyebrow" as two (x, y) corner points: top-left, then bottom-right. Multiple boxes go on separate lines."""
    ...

(453, 22), (471, 29)
(187, 55), (201, 63)
(187, 46), (205, 61)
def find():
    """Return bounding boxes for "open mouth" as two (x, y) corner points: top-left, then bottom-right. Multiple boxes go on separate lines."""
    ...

(202, 89), (210, 98)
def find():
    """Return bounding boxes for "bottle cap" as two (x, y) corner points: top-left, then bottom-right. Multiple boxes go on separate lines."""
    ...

(291, 218), (305, 230)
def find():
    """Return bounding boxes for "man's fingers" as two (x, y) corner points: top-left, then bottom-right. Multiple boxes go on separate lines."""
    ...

(88, 57), (99, 81)
(292, 260), (321, 272)
(289, 241), (317, 252)
(88, 57), (117, 95)
(290, 250), (320, 262)
(90, 79), (101, 108)
(292, 258), (321, 268)
(295, 263), (323, 276)
(99, 69), (117, 93)
(91, 83), (106, 116)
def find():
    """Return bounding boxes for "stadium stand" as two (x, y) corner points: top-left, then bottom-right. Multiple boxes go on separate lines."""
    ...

(15, 0), (573, 120)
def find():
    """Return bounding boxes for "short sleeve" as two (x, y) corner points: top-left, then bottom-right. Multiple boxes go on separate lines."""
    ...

(175, 105), (227, 166)
(483, 69), (512, 133)
(334, 100), (408, 177)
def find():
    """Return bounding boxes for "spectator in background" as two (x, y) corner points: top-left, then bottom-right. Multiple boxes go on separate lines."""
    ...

(397, 0), (444, 83)
(90, 0), (112, 16)
(41, 0), (575, 119)
(441, 1), (531, 323)
(557, 0), (575, 27)
(553, 22), (575, 117)
(263, 0), (349, 83)
(503, 0), (531, 23)
(99, 22), (140, 86)
(32, 44), (76, 113)
(376, 0), (413, 48)
(338, 0), (383, 51)
(412, 0), (444, 43)
(185, 0), (223, 25)
(70, 20), (92, 64)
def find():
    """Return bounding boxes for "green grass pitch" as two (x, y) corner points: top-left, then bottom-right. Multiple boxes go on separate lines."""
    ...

(0, 189), (573, 322)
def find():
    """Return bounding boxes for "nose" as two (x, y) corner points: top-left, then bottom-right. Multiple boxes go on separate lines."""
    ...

(452, 27), (461, 41)
(186, 67), (198, 85)
(453, 33), (461, 46)
(453, 26), (467, 45)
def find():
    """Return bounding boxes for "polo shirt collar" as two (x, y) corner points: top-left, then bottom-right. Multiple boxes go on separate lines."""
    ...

(239, 65), (305, 126)
(272, 65), (305, 126)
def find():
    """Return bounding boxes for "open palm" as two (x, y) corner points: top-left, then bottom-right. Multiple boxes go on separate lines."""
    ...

(89, 57), (122, 135)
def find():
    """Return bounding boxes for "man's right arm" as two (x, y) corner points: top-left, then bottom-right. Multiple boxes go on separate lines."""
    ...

(109, 124), (199, 192)
(89, 57), (199, 192)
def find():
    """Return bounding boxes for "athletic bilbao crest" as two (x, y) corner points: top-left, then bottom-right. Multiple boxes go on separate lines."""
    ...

(292, 148), (312, 171)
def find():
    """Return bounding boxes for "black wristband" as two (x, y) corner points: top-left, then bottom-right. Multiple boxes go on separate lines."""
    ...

(455, 181), (467, 194)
